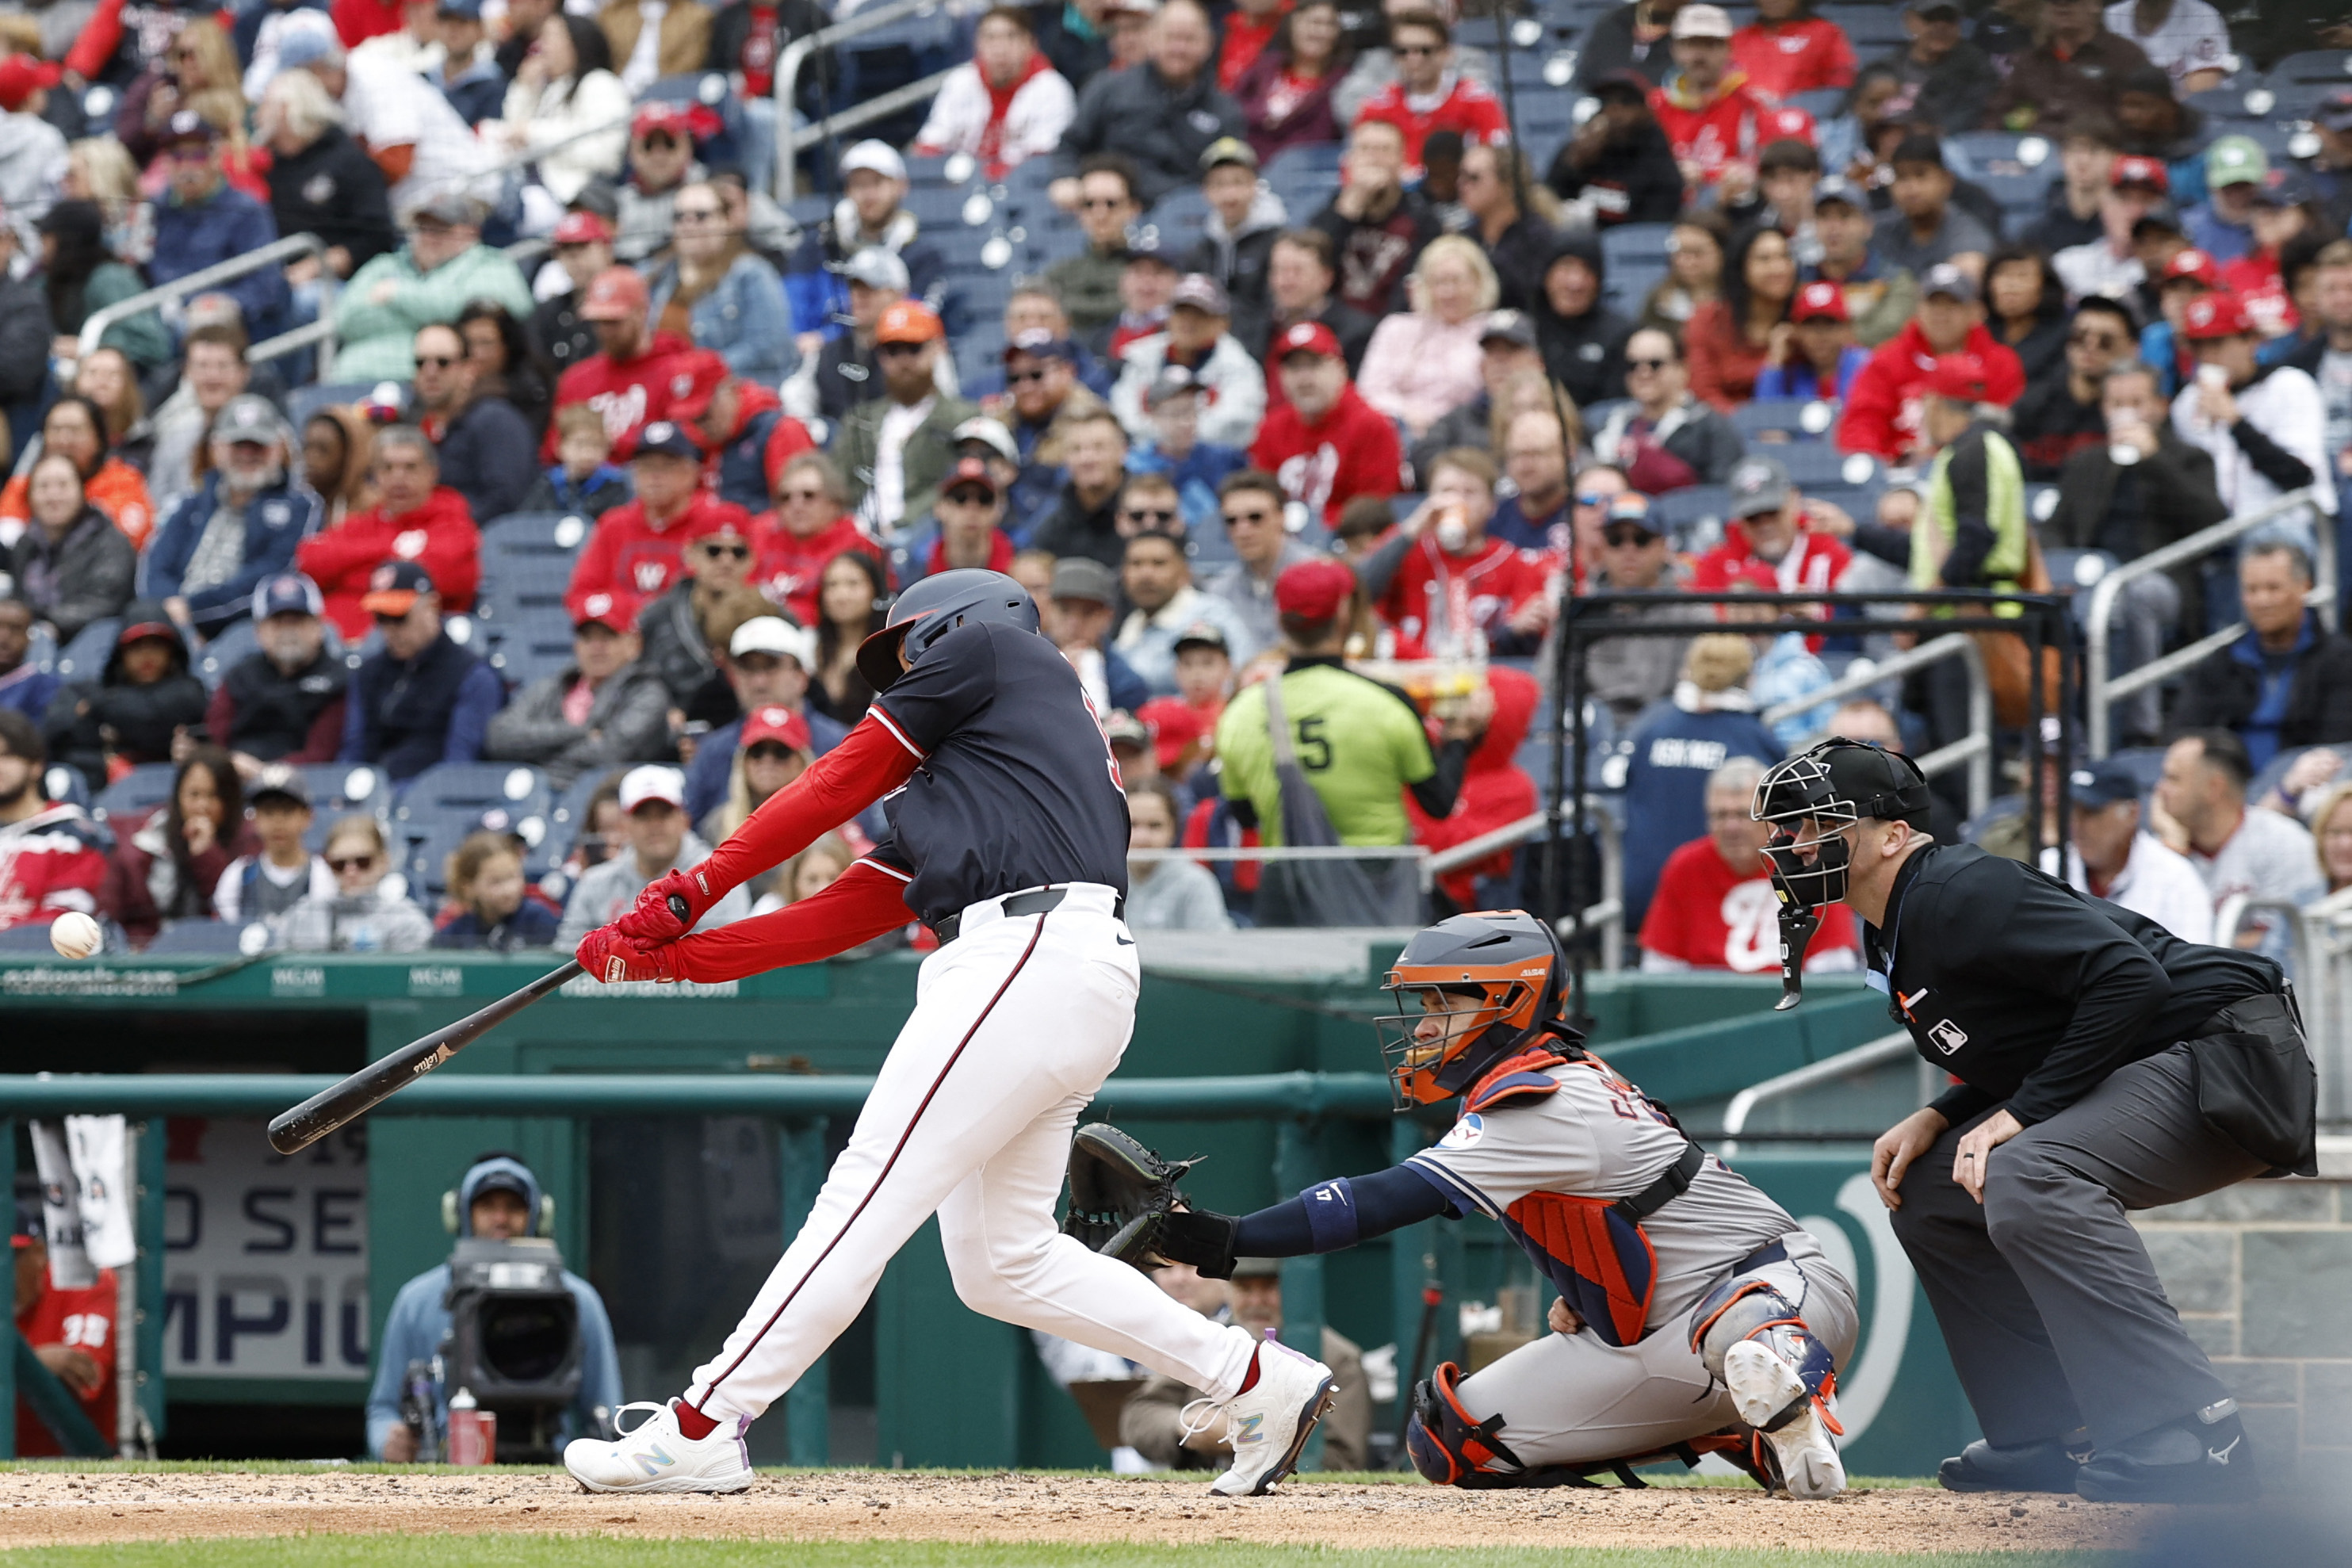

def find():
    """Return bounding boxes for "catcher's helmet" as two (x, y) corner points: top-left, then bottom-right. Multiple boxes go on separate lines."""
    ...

(1376, 911), (1573, 1107)
(1750, 739), (1932, 910)
(855, 568), (1039, 692)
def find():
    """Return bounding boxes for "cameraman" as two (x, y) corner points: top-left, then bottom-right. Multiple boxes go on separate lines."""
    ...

(365, 1154), (623, 1461)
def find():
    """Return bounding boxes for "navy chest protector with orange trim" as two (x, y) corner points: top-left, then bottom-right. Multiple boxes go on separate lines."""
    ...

(1464, 1049), (1708, 1349)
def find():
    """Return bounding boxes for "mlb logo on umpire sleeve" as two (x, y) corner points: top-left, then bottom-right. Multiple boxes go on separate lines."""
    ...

(1928, 1019), (1968, 1056)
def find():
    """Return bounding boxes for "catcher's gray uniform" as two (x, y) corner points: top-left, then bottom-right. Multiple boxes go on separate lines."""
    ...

(1407, 1056), (1858, 1468)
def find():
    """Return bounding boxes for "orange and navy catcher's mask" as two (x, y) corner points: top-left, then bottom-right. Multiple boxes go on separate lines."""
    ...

(1376, 910), (1574, 1108)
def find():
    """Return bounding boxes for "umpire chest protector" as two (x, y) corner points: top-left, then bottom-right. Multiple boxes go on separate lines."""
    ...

(1462, 1049), (1705, 1348)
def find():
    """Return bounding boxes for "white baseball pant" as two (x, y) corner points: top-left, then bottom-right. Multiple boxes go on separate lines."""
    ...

(684, 883), (1259, 1421)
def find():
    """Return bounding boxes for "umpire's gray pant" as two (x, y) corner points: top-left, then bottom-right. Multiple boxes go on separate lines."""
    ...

(1888, 996), (2295, 1451)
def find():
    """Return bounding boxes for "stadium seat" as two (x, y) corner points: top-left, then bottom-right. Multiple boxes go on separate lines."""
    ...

(1778, 446), (1879, 489)
(93, 763), (178, 825)
(1604, 261), (1666, 317)
(478, 608), (579, 688)
(1651, 485), (1732, 553)
(1264, 143), (1342, 182)
(51, 618), (120, 681)
(289, 382), (384, 431)
(0, 924), (61, 952)
(1600, 223), (1673, 273)
(1949, 131), (2053, 174)
(392, 761), (553, 826)
(41, 765), (87, 809)
(548, 765), (629, 865)
(194, 618), (260, 690)
(144, 919), (252, 954)
(299, 763), (392, 819)
(2265, 50), (2351, 84)
(1732, 399), (1835, 441)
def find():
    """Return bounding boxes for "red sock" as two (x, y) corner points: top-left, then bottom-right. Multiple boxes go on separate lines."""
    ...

(1235, 1344), (1263, 1395)
(671, 1399), (720, 1440)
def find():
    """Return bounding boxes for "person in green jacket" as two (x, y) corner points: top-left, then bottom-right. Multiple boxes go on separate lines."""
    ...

(35, 201), (170, 373)
(832, 300), (976, 535)
(1913, 349), (2033, 753)
(332, 191), (534, 384)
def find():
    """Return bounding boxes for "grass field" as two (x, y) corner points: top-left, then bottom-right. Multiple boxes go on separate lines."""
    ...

(0, 1542), (2128, 1568)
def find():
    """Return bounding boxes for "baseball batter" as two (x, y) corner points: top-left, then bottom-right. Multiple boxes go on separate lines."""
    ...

(1154, 911), (1858, 1497)
(560, 569), (1335, 1495)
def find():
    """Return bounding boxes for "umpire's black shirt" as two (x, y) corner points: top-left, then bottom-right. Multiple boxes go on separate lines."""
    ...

(1861, 843), (2281, 1127)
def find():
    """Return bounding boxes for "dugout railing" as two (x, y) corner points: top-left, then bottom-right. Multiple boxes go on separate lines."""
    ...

(2082, 486), (2333, 759)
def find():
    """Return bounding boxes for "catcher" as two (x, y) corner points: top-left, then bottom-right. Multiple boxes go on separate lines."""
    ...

(1073, 910), (1858, 1496)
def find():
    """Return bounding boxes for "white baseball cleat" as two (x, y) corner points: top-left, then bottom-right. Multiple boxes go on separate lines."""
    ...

(563, 1401), (754, 1494)
(1207, 1337), (1337, 1497)
(1723, 1340), (1846, 1500)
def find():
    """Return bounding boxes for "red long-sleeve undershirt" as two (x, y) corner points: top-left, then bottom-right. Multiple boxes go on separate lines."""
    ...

(664, 709), (925, 979)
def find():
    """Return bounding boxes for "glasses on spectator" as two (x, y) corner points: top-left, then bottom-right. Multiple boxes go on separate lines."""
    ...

(640, 133), (681, 151)
(876, 342), (925, 358)
(415, 354), (459, 369)
(780, 487), (828, 503)
(1122, 507), (1176, 525)
(1602, 525), (1656, 547)
(943, 487), (992, 506)
(1005, 368), (1050, 385)
(1575, 490), (1619, 507)
(699, 541), (751, 559)
(2070, 329), (2124, 349)
(371, 613), (407, 627)
(328, 854), (377, 873)
(1627, 357), (1671, 371)
(1223, 507), (1274, 526)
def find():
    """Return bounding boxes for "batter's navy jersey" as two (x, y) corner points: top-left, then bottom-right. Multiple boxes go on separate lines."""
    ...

(864, 620), (1131, 927)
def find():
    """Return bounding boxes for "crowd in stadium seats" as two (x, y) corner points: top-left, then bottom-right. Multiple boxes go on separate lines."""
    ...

(6, 0), (2352, 957)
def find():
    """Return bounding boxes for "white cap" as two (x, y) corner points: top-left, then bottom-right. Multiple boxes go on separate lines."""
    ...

(729, 615), (817, 669)
(840, 140), (907, 182)
(951, 415), (1020, 466)
(1672, 2), (1733, 37)
(618, 765), (686, 813)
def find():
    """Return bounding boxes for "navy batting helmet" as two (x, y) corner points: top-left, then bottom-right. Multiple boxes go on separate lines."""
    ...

(856, 568), (1040, 692)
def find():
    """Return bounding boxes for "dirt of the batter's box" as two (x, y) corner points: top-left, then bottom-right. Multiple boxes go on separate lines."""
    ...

(0, 1469), (2162, 1552)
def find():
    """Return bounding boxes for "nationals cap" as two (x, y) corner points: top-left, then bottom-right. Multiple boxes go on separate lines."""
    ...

(1757, 105), (1816, 147)
(1273, 557), (1357, 620)
(252, 572), (325, 621)
(1479, 309), (1536, 349)
(740, 704), (813, 754)
(630, 420), (702, 461)
(359, 560), (435, 616)
(2069, 757), (2144, 809)
(1920, 261), (1977, 303)
(2182, 290), (2254, 340)
(2110, 155), (2170, 193)
(551, 209), (614, 246)
(1924, 352), (1993, 401)
(1792, 281), (1847, 322)
(940, 455), (1000, 500)
(1171, 273), (1231, 316)
(578, 266), (649, 321)
(0, 55), (63, 115)
(573, 591), (628, 632)
(248, 763), (311, 808)
(663, 350), (731, 423)
(618, 765), (686, 812)
(1728, 455), (1792, 517)
(1275, 320), (1344, 360)
(2161, 247), (2223, 289)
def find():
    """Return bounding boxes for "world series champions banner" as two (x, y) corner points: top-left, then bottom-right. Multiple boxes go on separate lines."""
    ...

(161, 1119), (370, 1383)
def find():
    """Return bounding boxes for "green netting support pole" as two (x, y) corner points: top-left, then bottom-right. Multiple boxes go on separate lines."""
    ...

(135, 1119), (165, 1449)
(779, 1116), (829, 1466)
(1274, 1117), (1326, 1472)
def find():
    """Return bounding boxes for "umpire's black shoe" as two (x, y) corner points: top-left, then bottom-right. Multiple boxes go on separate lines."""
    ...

(1937, 1435), (2086, 1493)
(2074, 1404), (2260, 1505)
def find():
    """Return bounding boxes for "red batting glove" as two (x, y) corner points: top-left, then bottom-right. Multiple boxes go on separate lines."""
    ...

(613, 868), (711, 943)
(576, 925), (679, 984)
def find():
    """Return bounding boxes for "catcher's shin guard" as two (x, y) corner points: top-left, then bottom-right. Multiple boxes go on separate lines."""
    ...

(1404, 1363), (1698, 1490)
(1688, 1277), (1842, 1439)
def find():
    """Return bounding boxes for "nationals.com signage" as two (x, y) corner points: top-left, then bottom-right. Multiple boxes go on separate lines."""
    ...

(162, 1118), (369, 1382)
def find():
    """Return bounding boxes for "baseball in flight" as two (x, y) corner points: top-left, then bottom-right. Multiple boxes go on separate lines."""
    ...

(49, 911), (101, 960)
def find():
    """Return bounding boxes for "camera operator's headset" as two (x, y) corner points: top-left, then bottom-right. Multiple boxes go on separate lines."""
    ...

(441, 1152), (556, 1238)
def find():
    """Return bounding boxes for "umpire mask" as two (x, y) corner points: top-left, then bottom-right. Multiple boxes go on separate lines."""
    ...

(1750, 740), (1933, 912)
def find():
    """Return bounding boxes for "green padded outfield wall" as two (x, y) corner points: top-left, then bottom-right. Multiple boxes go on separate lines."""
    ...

(0, 952), (1968, 1471)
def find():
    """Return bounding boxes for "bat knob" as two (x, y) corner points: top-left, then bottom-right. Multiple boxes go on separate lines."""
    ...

(667, 893), (690, 922)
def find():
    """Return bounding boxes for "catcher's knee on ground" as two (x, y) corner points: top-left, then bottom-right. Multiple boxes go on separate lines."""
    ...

(1688, 1273), (1840, 1436)
(1405, 1360), (1732, 1490)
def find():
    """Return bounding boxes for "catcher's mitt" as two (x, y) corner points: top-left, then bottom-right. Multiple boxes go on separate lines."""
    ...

(1062, 1122), (1201, 1270)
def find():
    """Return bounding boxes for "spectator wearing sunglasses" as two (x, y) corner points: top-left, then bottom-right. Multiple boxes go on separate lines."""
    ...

(1574, 491), (1700, 724)
(484, 595), (671, 789)
(409, 322), (537, 525)
(997, 329), (1109, 532)
(751, 451), (884, 628)
(564, 421), (752, 629)
(1114, 509), (1256, 692)
(1588, 327), (1747, 491)
(274, 815), (434, 952)
(2013, 297), (2140, 478)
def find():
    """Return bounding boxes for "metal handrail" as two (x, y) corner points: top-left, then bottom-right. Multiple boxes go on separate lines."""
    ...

(246, 316), (336, 372)
(780, 67), (958, 164)
(75, 231), (329, 363)
(1718, 1031), (1915, 1158)
(2216, 893), (2343, 1127)
(2082, 486), (2327, 758)
(772, 0), (950, 199)
(1759, 632), (1993, 818)
(1127, 844), (1422, 862)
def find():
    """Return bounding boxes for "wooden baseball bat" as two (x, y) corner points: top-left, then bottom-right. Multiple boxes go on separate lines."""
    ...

(266, 897), (688, 1154)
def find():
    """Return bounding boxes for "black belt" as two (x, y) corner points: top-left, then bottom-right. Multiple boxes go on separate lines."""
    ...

(931, 886), (1125, 945)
